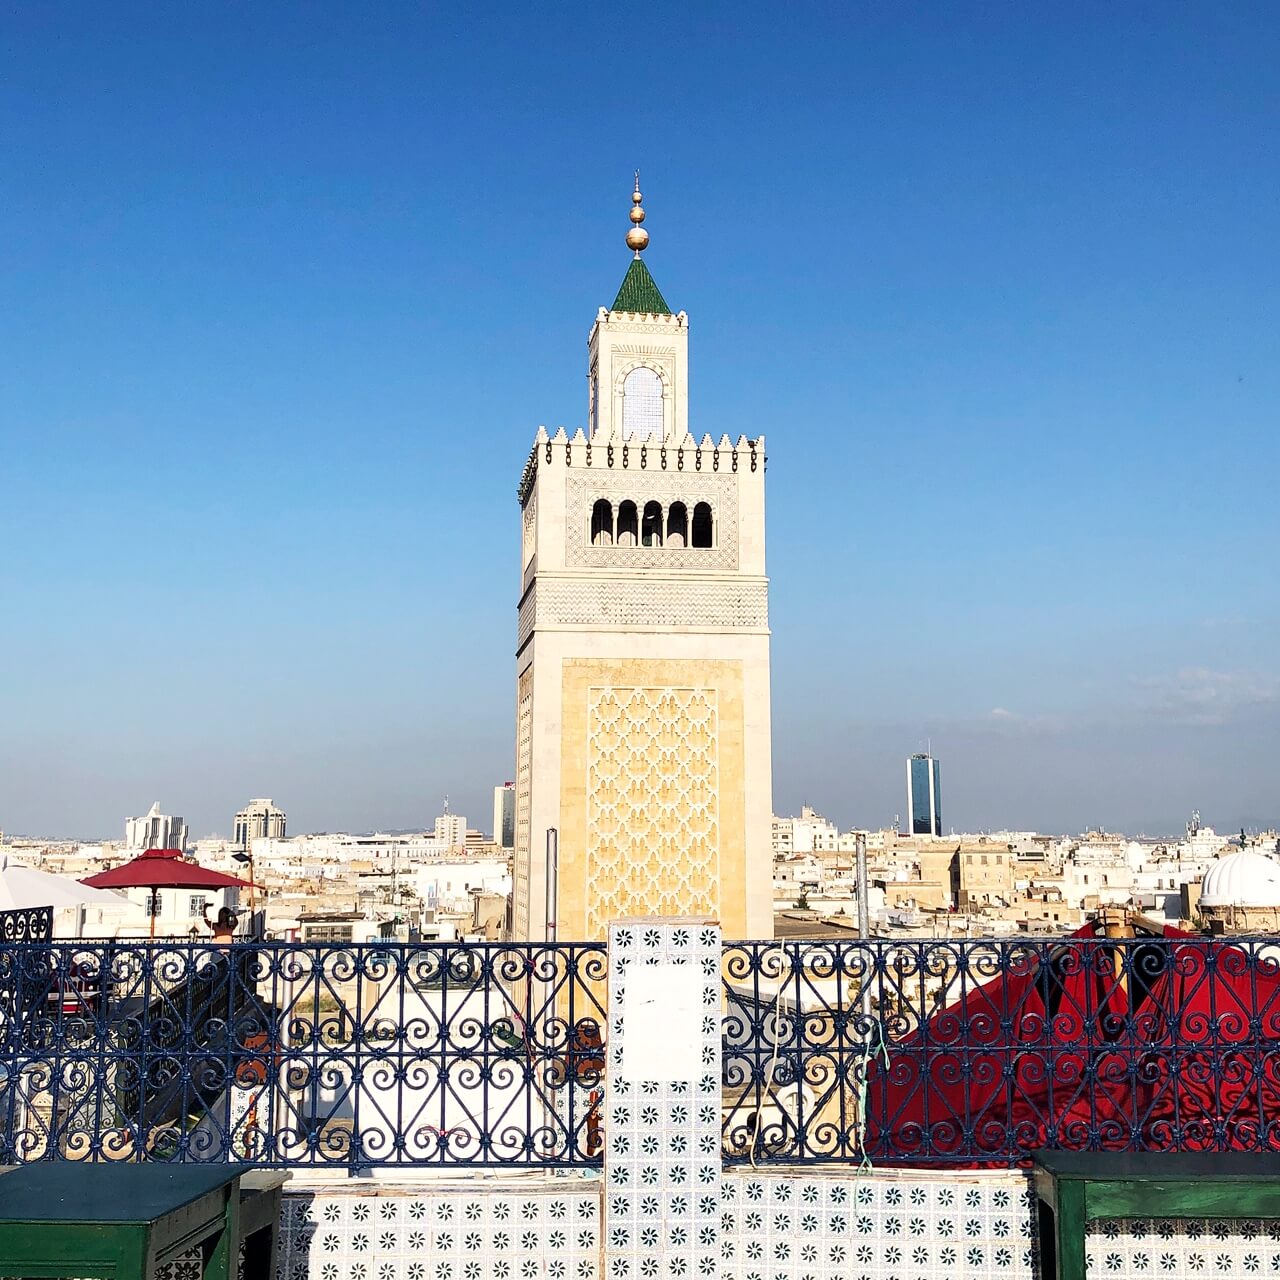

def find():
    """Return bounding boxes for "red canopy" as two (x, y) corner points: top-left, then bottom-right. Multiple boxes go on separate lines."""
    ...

(1137, 938), (1280, 1150)
(82, 848), (250, 891)
(861, 921), (1280, 1164)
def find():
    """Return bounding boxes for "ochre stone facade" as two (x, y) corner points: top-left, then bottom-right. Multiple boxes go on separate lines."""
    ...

(553, 657), (752, 939)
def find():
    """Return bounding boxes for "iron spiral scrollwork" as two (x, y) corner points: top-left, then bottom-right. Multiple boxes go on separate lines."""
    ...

(0, 906), (52, 944)
(0, 939), (606, 1169)
(7, 930), (1280, 1170)
(722, 935), (1280, 1167)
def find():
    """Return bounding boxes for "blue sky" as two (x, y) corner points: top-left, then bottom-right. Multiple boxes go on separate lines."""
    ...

(2, 3), (1277, 840)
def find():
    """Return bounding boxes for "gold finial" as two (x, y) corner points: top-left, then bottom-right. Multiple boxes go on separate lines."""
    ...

(626, 169), (649, 256)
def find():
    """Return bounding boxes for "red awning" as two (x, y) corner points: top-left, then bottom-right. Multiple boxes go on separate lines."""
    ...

(81, 848), (250, 891)
(861, 920), (1260, 1164)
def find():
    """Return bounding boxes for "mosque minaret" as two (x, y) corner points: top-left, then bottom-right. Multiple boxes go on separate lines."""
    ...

(511, 179), (774, 941)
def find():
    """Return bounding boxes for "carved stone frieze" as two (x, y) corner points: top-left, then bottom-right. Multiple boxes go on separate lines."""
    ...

(529, 578), (768, 632)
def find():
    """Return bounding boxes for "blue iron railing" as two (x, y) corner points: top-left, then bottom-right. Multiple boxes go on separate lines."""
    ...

(723, 935), (1280, 1166)
(0, 906), (52, 944)
(7, 931), (1280, 1170)
(0, 939), (606, 1168)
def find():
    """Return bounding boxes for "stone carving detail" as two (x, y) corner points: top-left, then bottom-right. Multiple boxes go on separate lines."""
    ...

(514, 666), (534, 938)
(536, 579), (768, 631)
(565, 472), (738, 570)
(522, 491), (537, 567)
(517, 589), (536, 650)
(586, 687), (720, 937)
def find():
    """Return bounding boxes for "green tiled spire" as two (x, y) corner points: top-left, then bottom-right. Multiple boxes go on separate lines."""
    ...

(611, 257), (671, 315)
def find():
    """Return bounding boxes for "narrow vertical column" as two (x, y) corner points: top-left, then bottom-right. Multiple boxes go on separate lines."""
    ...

(605, 919), (722, 1280)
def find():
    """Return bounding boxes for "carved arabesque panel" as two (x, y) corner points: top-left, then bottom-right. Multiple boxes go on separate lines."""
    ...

(586, 685), (720, 937)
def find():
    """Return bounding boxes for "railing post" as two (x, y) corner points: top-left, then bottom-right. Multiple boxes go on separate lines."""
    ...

(605, 918), (721, 1280)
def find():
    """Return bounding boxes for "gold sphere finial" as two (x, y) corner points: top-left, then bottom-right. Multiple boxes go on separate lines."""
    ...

(626, 170), (649, 256)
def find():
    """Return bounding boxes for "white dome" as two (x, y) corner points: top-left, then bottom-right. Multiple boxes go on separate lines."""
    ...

(1200, 849), (1280, 908)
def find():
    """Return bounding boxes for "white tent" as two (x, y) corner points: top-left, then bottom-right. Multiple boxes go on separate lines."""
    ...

(0, 855), (126, 912)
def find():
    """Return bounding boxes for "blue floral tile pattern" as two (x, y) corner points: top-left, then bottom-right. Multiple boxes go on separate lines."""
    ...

(1085, 1217), (1273, 1279)
(606, 920), (722, 1280)
(719, 1174), (1036, 1280)
(275, 1188), (600, 1280)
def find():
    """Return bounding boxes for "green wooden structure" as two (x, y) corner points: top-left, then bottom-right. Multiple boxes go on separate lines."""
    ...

(0, 1163), (284, 1280)
(1033, 1150), (1280, 1280)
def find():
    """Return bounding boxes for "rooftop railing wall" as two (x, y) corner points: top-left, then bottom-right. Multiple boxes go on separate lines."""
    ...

(723, 935), (1280, 1165)
(3, 931), (1280, 1169)
(0, 940), (607, 1169)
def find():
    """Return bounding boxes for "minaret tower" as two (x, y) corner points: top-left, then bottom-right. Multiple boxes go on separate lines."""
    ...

(512, 179), (773, 941)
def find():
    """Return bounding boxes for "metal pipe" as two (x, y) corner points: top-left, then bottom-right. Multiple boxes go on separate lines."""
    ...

(545, 828), (558, 944)
(855, 831), (871, 1021)
(855, 832), (869, 938)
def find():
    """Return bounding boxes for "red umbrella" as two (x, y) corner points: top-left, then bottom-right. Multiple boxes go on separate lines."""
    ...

(82, 848), (250, 937)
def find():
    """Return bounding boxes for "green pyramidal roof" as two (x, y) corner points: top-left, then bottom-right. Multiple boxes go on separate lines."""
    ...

(611, 257), (671, 315)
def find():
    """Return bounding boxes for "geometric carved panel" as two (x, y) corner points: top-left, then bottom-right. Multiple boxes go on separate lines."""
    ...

(586, 685), (719, 937)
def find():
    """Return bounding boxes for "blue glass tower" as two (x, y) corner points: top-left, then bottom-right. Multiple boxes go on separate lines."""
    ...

(906, 753), (941, 837)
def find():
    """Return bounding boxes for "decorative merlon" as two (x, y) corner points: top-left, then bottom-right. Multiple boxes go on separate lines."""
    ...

(517, 433), (767, 504)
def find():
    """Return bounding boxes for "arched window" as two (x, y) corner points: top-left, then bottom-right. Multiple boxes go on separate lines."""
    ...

(692, 502), (713, 548)
(590, 499), (613, 547)
(616, 500), (638, 547)
(641, 501), (663, 547)
(666, 502), (688, 549)
(621, 367), (663, 441)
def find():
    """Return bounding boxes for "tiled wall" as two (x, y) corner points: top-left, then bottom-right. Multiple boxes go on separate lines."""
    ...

(276, 1183), (601, 1280)
(720, 1171), (1037, 1280)
(261, 1175), (1280, 1280)
(1083, 1216), (1280, 1279)
(603, 920), (724, 1280)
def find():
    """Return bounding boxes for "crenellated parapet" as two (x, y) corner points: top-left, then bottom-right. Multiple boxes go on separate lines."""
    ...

(517, 427), (765, 505)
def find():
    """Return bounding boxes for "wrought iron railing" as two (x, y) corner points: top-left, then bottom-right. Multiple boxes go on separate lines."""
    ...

(8, 931), (1280, 1171)
(723, 935), (1280, 1166)
(0, 939), (606, 1169)
(0, 906), (52, 944)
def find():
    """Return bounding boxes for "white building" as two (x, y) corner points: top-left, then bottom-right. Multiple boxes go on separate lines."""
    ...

(772, 807), (839, 858)
(234, 798), (286, 848)
(124, 801), (187, 852)
(414, 859), (512, 915)
(1199, 847), (1280, 933)
(433, 811), (467, 849)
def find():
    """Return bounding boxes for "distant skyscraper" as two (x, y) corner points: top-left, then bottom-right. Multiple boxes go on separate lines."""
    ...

(125, 801), (188, 851)
(906, 754), (942, 837)
(234, 798), (287, 849)
(493, 783), (516, 850)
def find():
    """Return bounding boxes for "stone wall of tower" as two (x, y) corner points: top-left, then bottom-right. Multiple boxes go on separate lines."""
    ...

(587, 308), (689, 442)
(513, 427), (773, 942)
